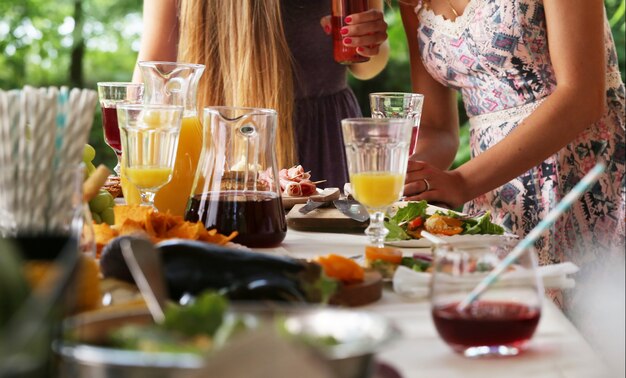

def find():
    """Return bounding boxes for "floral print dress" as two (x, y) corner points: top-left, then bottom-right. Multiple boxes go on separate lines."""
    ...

(414, 0), (625, 310)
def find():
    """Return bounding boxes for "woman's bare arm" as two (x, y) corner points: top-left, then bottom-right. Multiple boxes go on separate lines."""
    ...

(131, 0), (180, 82)
(400, 2), (459, 169)
(405, 0), (607, 206)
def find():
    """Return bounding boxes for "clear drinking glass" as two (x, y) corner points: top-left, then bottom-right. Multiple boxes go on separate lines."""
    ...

(431, 243), (543, 358)
(341, 118), (413, 247)
(117, 104), (184, 210)
(369, 92), (424, 156)
(96, 82), (144, 175)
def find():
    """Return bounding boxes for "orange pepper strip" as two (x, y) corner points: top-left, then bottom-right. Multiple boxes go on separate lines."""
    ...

(315, 254), (364, 284)
(364, 246), (403, 264)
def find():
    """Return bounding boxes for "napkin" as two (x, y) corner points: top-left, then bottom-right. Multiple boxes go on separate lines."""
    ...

(393, 262), (580, 299)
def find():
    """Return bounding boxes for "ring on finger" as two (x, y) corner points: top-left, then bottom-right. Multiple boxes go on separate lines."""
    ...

(422, 178), (430, 192)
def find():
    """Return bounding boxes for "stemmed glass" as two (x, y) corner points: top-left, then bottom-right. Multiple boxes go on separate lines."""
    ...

(369, 92), (424, 156)
(431, 242), (542, 358)
(117, 104), (184, 210)
(341, 118), (413, 247)
(96, 82), (144, 175)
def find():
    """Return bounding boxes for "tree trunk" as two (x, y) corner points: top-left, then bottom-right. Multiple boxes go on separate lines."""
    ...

(69, 0), (84, 88)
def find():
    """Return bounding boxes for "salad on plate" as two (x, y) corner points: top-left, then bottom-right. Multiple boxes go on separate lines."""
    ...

(384, 201), (511, 248)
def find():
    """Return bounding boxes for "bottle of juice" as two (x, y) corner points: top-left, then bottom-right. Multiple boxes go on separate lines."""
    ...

(126, 61), (205, 215)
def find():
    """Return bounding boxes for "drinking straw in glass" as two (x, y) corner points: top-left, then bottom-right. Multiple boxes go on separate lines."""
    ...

(117, 104), (183, 210)
(457, 162), (606, 311)
(341, 118), (413, 247)
(96, 82), (144, 175)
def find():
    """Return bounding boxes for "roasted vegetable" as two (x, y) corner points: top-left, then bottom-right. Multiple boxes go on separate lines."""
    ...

(156, 239), (331, 303)
(99, 235), (151, 283)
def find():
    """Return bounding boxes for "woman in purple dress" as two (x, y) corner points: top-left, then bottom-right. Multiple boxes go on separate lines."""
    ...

(133, 0), (389, 188)
(400, 0), (624, 316)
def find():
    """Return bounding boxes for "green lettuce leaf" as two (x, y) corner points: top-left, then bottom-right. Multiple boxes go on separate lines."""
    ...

(391, 201), (428, 224)
(462, 211), (504, 235)
(384, 220), (410, 241)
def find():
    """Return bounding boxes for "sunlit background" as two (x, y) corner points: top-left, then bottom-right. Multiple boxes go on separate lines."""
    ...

(1, 0), (624, 172)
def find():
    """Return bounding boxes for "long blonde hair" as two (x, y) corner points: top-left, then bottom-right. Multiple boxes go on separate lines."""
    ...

(178, 0), (297, 167)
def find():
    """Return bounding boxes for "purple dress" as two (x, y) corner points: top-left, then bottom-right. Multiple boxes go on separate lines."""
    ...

(414, 0), (625, 310)
(282, 0), (362, 188)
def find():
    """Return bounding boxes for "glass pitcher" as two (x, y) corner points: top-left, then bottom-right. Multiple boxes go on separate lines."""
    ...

(121, 61), (205, 216)
(185, 107), (287, 248)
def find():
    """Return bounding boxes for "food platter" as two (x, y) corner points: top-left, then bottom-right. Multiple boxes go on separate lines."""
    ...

(385, 233), (518, 248)
(384, 201), (516, 248)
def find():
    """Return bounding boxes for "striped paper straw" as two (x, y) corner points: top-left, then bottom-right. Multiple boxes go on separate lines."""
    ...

(457, 162), (606, 311)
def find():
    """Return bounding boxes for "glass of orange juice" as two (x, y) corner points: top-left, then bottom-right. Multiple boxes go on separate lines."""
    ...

(341, 118), (413, 247)
(117, 104), (184, 210)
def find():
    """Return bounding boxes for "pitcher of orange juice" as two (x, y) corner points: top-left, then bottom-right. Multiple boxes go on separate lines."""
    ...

(121, 61), (205, 215)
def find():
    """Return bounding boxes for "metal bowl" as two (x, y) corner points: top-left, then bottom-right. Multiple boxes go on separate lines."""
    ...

(55, 306), (398, 378)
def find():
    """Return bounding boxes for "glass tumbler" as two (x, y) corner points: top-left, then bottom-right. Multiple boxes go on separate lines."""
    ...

(430, 242), (543, 358)
(369, 92), (424, 156)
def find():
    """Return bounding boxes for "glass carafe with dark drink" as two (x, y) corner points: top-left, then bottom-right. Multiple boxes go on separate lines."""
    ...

(332, 0), (370, 64)
(121, 61), (205, 216)
(185, 107), (287, 248)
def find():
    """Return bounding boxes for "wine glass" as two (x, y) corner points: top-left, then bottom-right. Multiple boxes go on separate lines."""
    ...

(96, 82), (144, 175)
(431, 242), (543, 358)
(369, 92), (424, 156)
(117, 104), (184, 210)
(341, 118), (413, 247)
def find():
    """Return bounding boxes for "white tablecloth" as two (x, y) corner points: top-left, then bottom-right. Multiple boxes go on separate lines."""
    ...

(255, 229), (612, 378)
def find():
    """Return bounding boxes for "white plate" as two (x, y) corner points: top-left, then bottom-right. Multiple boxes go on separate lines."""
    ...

(385, 233), (518, 248)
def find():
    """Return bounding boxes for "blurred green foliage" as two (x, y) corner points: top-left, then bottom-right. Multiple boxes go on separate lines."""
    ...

(1, 0), (624, 171)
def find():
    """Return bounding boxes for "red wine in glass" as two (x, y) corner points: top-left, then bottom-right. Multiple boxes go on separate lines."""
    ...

(432, 301), (541, 352)
(332, 0), (370, 64)
(102, 105), (122, 156)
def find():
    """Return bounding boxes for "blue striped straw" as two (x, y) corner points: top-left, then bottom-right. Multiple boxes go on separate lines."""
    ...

(457, 162), (606, 311)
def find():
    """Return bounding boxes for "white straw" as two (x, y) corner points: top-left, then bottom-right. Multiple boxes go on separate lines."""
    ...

(49, 88), (97, 231)
(6, 91), (20, 227)
(456, 162), (606, 311)
(0, 91), (8, 208)
(16, 90), (30, 229)
(30, 87), (56, 231)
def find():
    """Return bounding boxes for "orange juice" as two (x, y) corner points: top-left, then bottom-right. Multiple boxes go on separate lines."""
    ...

(120, 156), (141, 205)
(126, 166), (172, 188)
(350, 172), (404, 209)
(153, 115), (203, 215)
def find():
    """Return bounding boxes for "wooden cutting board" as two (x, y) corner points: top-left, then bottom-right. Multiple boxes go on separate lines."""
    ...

(286, 204), (368, 232)
(282, 188), (340, 209)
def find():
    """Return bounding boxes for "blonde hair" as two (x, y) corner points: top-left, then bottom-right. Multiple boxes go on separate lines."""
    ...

(178, 0), (297, 167)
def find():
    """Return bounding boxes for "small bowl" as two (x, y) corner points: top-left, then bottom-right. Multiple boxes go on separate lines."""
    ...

(55, 305), (398, 378)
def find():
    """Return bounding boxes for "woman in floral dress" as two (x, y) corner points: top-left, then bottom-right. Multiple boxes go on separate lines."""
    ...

(399, 0), (624, 313)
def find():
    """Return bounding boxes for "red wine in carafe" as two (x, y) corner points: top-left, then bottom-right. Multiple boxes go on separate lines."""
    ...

(185, 191), (287, 248)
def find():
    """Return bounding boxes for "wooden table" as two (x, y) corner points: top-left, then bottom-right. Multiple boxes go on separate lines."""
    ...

(255, 229), (612, 378)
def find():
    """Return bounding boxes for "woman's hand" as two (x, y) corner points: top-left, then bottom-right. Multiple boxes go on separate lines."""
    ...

(320, 9), (388, 57)
(403, 160), (469, 209)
